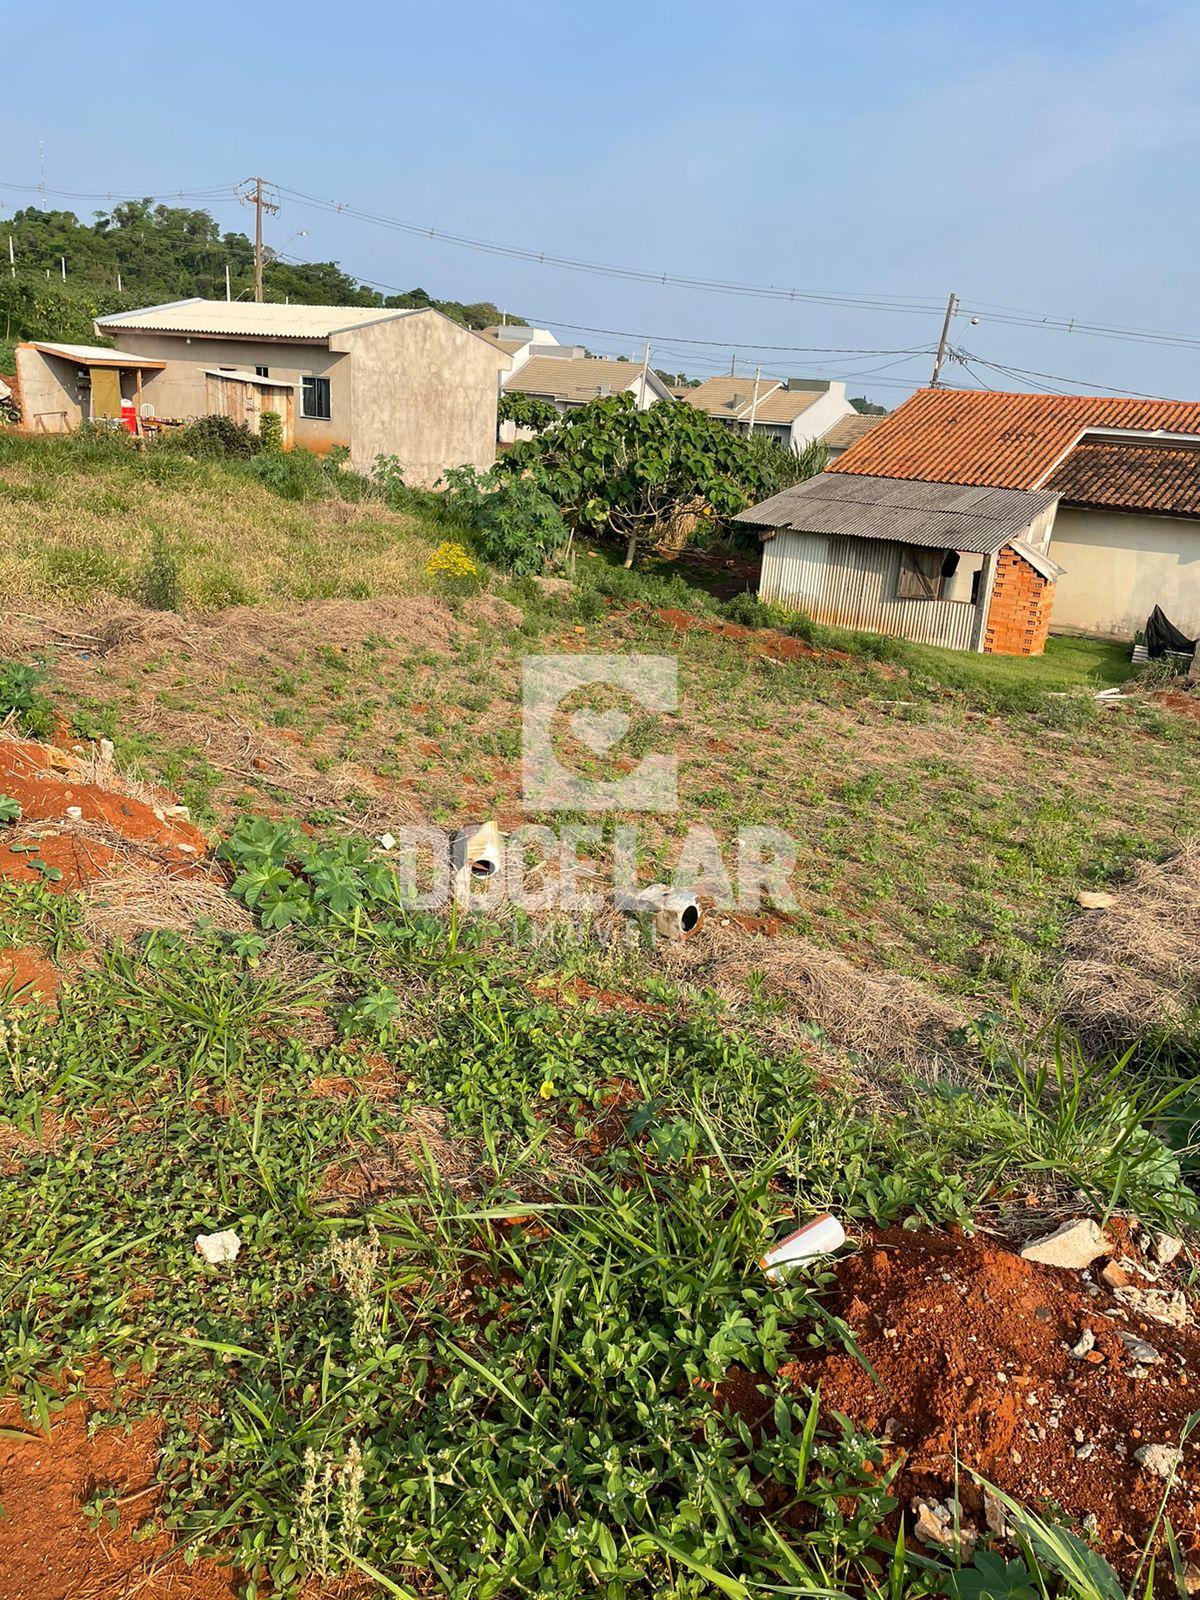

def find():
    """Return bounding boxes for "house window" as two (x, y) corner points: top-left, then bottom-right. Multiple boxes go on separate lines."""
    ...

(301, 375), (331, 420)
(255, 364), (270, 378)
(897, 546), (958, 600)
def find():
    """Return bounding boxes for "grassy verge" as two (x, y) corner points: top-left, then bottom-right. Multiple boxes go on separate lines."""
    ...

(4, 821), (1195, 1597)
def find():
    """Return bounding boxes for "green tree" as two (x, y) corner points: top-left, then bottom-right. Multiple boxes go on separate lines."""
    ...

(0, 202), (525, 352)
(497, 392), (559, 434)
(497, 392), (801, 568)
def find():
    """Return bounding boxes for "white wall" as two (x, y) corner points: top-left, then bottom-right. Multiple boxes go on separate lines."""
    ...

(1049, 507), (1200, 638)
(792, 383), (855, 451)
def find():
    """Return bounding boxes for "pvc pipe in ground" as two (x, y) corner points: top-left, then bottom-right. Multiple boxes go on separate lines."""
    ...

(626, 882), (702, 940)
(451, 821), (504, 908)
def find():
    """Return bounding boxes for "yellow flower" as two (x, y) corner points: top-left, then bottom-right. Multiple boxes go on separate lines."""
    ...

(539, 1079), (555, 1101)
(425, 541), (479, 580)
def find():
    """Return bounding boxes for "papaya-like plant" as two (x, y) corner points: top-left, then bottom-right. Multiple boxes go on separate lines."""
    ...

(495, 391), (816, 567)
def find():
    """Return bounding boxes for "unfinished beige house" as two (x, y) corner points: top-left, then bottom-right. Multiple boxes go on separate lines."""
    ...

(86, 298), (503, 485)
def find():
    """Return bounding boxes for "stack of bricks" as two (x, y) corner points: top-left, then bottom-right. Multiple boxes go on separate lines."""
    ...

(983, 546), (1056, 657)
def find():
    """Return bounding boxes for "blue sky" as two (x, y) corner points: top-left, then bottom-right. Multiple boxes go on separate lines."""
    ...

(6, 1), (1200, 404)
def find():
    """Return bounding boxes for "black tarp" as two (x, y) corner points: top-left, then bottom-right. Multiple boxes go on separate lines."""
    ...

(1144, 605), (1197, 657)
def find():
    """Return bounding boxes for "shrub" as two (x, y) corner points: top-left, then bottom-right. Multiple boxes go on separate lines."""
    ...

(497, 392), (559, 434)
(0, 661), (55, 738)
(258, 410), (283, 454)
(245, 447), (328, 501)
(141, 529), (181, 611)
(441, 466), (568, 575)
(164, 414), (262, 460)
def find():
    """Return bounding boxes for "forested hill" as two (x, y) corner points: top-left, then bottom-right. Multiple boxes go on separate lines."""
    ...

(0, 200), (522, 366)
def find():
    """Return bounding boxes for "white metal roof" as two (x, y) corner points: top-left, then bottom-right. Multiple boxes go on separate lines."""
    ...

(203, 368), (296, 389)
(29, 340), (165, 368)
(96, 298), (413, 341)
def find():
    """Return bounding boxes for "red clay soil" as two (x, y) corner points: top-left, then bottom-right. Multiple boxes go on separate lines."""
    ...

(0, 947), (58, 1004)
(753, 1227), (1200, 1575)
(0, 740), (207, 891)
(1153, 690), (1200, 722)
(655, 606), (847, 663)
(0, 1376), (239, 1600)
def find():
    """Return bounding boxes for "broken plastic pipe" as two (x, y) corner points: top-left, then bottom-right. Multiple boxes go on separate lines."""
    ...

(761, 1214), (847, 1281)
(619, 882), (702, 940)
(453, 820), (502, 879)
(450, 820), (505, 907)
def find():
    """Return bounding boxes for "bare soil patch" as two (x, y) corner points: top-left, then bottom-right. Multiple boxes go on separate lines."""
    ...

(0, 738), (207, 892)
(737, 1227), (1200, 1578)
(0, 1373), (240, 1600)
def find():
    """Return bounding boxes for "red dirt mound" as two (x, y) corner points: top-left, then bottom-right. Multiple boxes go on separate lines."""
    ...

(0, 739), (207, 891)
(655, 606), (842, 663)
(0, 1374), (239, 1600)
(772, 1228), (1199, 1573)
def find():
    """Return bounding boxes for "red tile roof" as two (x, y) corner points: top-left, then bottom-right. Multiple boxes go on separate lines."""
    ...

(1044, 437), (1200, 516)
(830, 388), (1200, 492)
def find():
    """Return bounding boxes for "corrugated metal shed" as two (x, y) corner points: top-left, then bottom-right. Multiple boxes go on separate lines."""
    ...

(736, 472), (1060, 552)
(759, 530), (985, 649)
(97, 299), (412, 341)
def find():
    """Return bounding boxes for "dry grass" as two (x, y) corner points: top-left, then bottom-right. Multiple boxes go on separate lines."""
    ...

(1059, 843), (1200, 1050)
(657, 922), (972, 1071)
(0, 446), (442, 608)
(82, 866), (254, 944)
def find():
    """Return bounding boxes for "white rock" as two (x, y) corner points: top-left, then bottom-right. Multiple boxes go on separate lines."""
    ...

(164, 804), (191, 821)
(1117, 1331), (1161, 1365)
(1020, 1219), (1112, 1270)
(98, 737), (115, 762)
(377, 832), (397, 851)
(1070, 1328), (1095, 1358)
(1153, 1232), (1184, 1267)
(1076, 890), (1117, 909)
(65, 806), (82, 820)
(983, 1490), (1010, 1538)
(195, 1229), (241, 1265)
(913, 1499), (977, 1558)
(1115, 1285), (1189, 1328)
(1134, 1443), (1183, 1481)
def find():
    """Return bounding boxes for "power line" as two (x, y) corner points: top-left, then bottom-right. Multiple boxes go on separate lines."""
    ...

(958, 350), (1185, 401)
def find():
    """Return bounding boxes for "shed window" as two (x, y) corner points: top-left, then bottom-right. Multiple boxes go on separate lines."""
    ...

(301, 375), (331, 420)
(255, 364), (270, 378)
(897, 546), (958, 601)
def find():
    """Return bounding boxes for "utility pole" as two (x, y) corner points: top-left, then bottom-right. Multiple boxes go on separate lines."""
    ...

(747, 364), (763, 432)
(639, 339), (650, 408)
(225, 262), (232, 302)
(729, 352), (736, 376)
(930, 291), (958, 386)
(8, 236), (13, 279)
(116, 270), (122, 293)
(60, 256), (66, 282)
(239, 177), (279, 302)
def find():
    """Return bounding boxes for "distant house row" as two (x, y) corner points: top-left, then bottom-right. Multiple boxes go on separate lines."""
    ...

(484, 322), (880, 456)
(740, 388), (1200, 653)
(10, 304), (886, 487)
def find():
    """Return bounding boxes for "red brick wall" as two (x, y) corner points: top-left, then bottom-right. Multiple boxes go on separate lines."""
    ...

(983, 546), (1056, 656)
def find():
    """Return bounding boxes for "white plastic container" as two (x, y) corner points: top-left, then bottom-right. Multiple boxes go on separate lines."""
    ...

(761, 1214), (847, 1281)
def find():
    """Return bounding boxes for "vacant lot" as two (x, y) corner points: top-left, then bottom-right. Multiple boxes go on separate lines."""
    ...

(1, 435), (1198, 1600)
